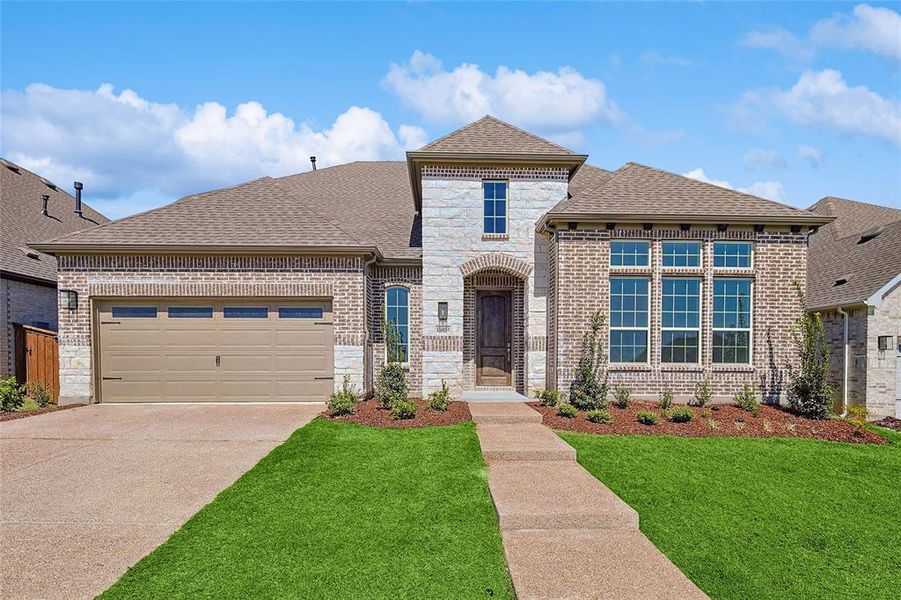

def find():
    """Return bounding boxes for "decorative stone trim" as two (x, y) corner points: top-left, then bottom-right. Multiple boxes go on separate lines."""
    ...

(59, 254), (363, 272)
(421, 165), (568, 181)
(529, 336), (547, 351)
(460, 253), (533, 279)
(88, 281), (333, 298)
(424, 335), (464, 351)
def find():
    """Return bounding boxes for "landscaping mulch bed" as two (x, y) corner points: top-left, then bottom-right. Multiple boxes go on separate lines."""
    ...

(0, 403), (83, 422)
(323, 398), (472, 428)
(873, 416), (901, 432)
(530, 401), (886, 445)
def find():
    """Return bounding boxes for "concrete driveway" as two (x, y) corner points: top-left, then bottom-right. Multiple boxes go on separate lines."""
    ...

(0, 403), (322, 599)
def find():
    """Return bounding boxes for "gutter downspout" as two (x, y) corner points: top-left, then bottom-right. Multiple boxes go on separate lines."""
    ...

(363, 254), (379, 396)
(837, 306), (849, 417)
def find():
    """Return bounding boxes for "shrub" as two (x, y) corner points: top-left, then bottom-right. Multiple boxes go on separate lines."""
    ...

(569, 310), (610, 410)
(427, 380), (451, 412)
(327, 375), (359, 416)
(691, 379), (712, 407)
(707, 419), (719, 430)
(537, 389), (561, 407)
(556, 403), (578, 418)
(27, 381), (53, 408)
(735, 383), (760, 417)
(376, 320), (409, 408)
(786, 281), (835, 420)
(700, 408), (711, 419)
(586, 409), (614, 424)
(0, 377), (26, 413)
(670, 406), (694, 423)
(613, 386), (631, 409)
(847, 405), (869, 428)
(658, 389), (674, 411)
(390, 397), (417, 420)
(637, 411), (659, 425)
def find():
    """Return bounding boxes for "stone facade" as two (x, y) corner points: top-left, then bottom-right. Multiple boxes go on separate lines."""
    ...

(549, 225), (808, 403)
(1, 276), (59, 377)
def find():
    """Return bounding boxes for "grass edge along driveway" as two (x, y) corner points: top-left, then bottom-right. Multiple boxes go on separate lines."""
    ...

(101, 419), (513, 599)
(560, 427), (901, 600)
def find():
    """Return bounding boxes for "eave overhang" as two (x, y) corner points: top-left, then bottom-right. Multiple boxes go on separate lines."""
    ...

(537, 211), (835, 233)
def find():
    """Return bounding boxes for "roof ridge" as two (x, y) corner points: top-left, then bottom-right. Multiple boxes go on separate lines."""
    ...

(268, 178), (368, 246)
(482, 115), (575, 155)
(418, 114), (575, 154)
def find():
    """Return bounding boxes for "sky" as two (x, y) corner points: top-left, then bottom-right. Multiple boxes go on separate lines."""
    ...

(1, 1), (899, 219)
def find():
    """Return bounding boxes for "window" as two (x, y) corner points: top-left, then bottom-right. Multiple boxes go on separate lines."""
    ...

(713, 278), (752, 363)
(385, 286), (409, 363)
(223, 307), (268, 319)
(662, 278), (701, 362)
(279, 307), (324, 319)
(610, 277), (649, 362)
(168, 306), (213, 319)
(111, 306), (157, 318)
(483, 181), (507, 235)
(714, 242), (752, 268)
(610, 241), (650, 267)
(662, 241), (702, 268)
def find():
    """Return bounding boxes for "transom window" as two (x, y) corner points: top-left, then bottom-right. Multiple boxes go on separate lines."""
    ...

(483, 181), (507, 235)
(714, 242), (753, 268)
(662, 278), (701, 363)
(168, 306), (213, 319)
(385, 286), (409, 363)
(610, 240), (650, 267)
(662, 241), (702, 268)
(610, 277), (649, 362)
(713, 278), (752, 363)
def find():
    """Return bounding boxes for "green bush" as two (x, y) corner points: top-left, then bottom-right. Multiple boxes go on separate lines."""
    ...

(786, 281), (835, 420)
(391, 398), (417, 420)
(691, 379), (712, 407)
(658, 389), (674, 411)
(537, 389), (561, 407)
(0, 377), (26, 413)
(586, 409), (614, 424)
(637, 411), (659, 425)
(847, 405), (869, 428)
(613, 386), (631, 409)
(375, 363), (408, 408)
(327, 375), (359, 416)
(700, 408), (711, 419)
(569, 310), (610, 410)
(426, 380), (451, 412)
(556, 403), (578, 418)
(735, 383), (760, 417)
(27, 381), (53, 408)
(670, 406), (694, 423)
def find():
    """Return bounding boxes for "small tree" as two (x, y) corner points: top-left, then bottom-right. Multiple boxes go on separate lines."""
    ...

(569, 310), (609, 410)
(786, 281), (834, 419)
(376, 320), (408, 408)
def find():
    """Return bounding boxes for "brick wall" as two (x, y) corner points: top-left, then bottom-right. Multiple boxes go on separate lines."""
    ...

(2, 276), (58, 377)
(550, 225), (808, 402)
(369, 265), (423, 396)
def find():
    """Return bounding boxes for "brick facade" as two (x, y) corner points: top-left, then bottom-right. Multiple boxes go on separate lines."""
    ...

(1, 276), (59, 377)
(369, 265), (423, 395)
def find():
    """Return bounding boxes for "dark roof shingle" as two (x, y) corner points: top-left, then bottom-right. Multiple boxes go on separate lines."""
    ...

(417, 115), (577, 156)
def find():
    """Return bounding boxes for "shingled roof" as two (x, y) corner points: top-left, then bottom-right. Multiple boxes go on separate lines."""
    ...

(547, 162), (832, 226)
(417, 115), (578, 156)
(1, 158), (108, 283)
(806, 197), (901, 310)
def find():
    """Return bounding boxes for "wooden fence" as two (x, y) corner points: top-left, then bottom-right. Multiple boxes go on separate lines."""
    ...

(13, 324), (60, 403)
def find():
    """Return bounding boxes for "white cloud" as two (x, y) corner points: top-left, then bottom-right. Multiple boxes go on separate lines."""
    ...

(382, 50), (624, 136)
(797, 145), (825, 168)
(811, 4), (901, 59)
(743, 149), (788, 171)
(732, 69), (901, 145)
(683, 168), (787, 203)
(740, 28), (814, 62)
(639, 51), (694, 67)
(0, 83), (420, 215)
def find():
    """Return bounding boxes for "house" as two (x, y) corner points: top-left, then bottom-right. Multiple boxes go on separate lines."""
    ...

(31, 116), (832, 405)
(807, 197), (901, 419)
(1, 159), (109, 378)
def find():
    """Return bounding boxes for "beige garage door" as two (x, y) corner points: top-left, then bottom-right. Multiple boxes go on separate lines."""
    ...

(97, 299), (334, 402)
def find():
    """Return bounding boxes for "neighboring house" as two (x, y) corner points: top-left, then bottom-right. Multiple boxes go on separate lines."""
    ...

(1, 158), (109, 378)
(807, 197), (901, 419)
(32, 116), (831, 405)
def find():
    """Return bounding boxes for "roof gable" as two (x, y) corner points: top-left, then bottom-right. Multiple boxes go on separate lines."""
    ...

(417, 115), (576, 156)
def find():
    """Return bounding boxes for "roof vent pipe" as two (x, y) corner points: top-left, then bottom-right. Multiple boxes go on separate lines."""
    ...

(310, 156), (317, 171)
(41, 194), (49, 216)
(74, 181), (83, 217)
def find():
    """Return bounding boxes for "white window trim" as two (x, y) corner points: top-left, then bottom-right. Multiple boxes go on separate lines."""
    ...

(610, 239), (652, 269)
(712, 277), (754, 364)
(482, 179), (509, 238)
(661, 277), (702, 364)
(385, 285), (410, 367)
(661, 241), (703, 269)
(713, 241), (754, 270)
(609, 276), (651, 364)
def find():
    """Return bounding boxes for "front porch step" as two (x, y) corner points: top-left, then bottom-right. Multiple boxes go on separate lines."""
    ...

(469, 402), (542, 424)
(461, 390), (530, 403)
(486, 460), (639, 531)
(475, 423), (576, 462)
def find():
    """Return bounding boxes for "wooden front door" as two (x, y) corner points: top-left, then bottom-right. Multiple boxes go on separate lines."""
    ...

(477, 290), (512, 386)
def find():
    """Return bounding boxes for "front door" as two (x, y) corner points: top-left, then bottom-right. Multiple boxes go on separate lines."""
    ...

(477, 290), (512, 386)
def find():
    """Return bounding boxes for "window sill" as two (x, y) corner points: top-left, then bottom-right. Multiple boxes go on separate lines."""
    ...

(609, 267), (652, 275)
(482, 233), (510, 241)
(710, 364), (755, 373)
(712, 268), (755, 277)
(659, 364), (704, 372)
(608, 363), (653, 372)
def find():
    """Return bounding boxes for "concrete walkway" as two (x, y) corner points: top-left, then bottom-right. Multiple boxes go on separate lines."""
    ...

(0, 403), (321, 600)
(469, 402), (706, 599)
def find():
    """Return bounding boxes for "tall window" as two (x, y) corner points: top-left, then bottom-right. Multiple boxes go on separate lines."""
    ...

(385, 286), (409, 363)
(713, 278), (752, 363)
(610, 240), (650, 267)
(661, 278), (701, 363)
(714, 242), (752, 268)
(662, 241), (702, 268)
(610, 277), (649, 362)
(483, 181), (507, 235)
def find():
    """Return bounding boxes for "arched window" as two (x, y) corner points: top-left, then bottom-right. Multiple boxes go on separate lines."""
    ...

(385, 286), (409, 363)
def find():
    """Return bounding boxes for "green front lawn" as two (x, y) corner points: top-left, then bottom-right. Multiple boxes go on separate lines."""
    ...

(560, 427), (901, 599)
(102, 419), (513, 599)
